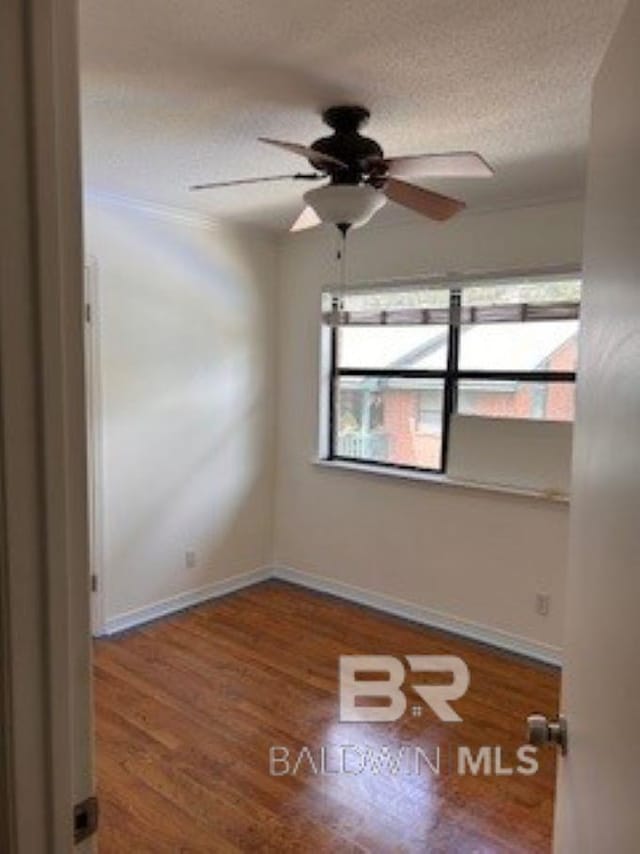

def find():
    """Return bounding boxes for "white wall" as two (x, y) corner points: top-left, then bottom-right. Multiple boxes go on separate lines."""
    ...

(84, 195), (277, 623)
(274, 201), (584, 658)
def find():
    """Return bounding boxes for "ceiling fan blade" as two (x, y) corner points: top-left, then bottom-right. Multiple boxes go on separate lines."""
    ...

(384, 177), (466, 221)
(189, 172), (320, 191)
(258, 137), (347, 169)
(290, 205), (321, 232)
(384, 151), (494, 179)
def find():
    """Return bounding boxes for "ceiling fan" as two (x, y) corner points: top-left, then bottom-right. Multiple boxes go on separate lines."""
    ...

(190, 105), (494, 232)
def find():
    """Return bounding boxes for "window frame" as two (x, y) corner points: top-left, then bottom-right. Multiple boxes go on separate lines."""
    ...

(326, 286), (578, 475)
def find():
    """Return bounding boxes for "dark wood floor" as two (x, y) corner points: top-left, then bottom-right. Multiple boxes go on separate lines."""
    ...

(94, 581), (560, 853)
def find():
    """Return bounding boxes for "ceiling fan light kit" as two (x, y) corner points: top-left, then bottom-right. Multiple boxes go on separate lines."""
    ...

(190, 104), (494, 233)
(303, 184), (386, 230)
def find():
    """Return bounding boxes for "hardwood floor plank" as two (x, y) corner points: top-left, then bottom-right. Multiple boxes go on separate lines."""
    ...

(95, 580), (560, 852)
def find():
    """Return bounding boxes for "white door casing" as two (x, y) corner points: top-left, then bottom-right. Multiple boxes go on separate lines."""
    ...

(84, 259), (107, 636)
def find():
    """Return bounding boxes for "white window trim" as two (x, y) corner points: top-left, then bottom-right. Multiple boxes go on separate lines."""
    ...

(312, 457), (570, 504)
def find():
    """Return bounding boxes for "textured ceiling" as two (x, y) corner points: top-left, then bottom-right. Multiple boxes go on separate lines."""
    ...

(79, 0), (625, 231)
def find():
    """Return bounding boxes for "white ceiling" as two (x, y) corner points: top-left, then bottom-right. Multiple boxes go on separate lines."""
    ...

(79, 0), (625, 231)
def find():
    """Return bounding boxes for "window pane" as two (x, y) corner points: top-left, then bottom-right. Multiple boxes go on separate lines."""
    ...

(338, 326), (449, 369)
(457, 380), (576, 421)
(462, 277), (581, 307)
(457, 320), (579, 372)
(335, 377), (444, 470)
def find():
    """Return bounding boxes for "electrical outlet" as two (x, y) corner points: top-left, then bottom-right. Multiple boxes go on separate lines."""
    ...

(535, 593), (551, 617)
(185, 549), (197, 570)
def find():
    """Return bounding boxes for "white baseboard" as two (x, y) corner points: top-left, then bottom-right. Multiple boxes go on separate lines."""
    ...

(99, 563), (561, 666)
(100, 567), (271, 636)
(270, 565), (562, 667)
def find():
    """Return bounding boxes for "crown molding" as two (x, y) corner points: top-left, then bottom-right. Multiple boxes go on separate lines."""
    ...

(370, 191), (585, 231)
(85, 189), (220, 228)
(84, 189), (275, 241)
(85, 188), (584, 243)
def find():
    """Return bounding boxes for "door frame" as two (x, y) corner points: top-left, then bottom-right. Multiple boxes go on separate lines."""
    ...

(84, 257), (107, 636)
(0, 0), (94, 851)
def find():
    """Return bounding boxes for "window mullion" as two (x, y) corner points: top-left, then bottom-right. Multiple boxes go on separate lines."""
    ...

(442, 289), (461, 472)
(328, 296), (340, 459)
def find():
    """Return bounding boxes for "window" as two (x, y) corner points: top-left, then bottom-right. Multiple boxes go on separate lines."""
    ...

(323, 273), (581, 475)
(417, 390), (444, 434)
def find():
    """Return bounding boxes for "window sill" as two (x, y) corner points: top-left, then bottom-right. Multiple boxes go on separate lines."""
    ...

(312, 458), (570, 504)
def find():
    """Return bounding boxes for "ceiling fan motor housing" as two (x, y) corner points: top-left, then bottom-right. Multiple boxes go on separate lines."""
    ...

(311, 105), (384, 184)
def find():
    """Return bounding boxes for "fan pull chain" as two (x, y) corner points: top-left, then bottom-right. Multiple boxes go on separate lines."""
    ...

(336, 224), (349, 287)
